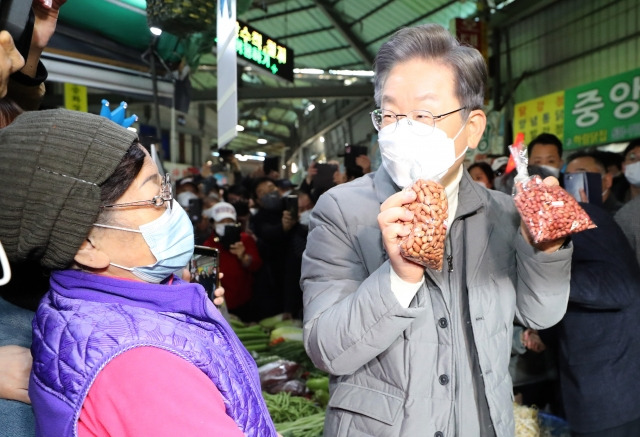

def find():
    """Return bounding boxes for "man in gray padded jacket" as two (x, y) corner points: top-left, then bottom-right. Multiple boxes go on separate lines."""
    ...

(301, 23), (572, 437)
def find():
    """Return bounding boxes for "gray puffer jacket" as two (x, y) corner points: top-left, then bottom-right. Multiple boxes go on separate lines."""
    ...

(301, 168), (571, 437)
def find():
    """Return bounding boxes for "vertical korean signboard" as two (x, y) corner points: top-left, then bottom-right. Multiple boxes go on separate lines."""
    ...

(217, 0), (238, 148)
(513, 91), (565, 145)
(564, 69), (640, 149)
(64, 83), (88, 112)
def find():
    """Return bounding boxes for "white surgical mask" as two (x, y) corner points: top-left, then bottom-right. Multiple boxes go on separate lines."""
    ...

(539, 165), (561, 178)
(94, 202), (194, 283)
(299, 210), (311, 226)
(474, 180), (487, 188)
(624, 161), (640, 186)
(215, 224), (226, 236)
(378, 118), (468, 188)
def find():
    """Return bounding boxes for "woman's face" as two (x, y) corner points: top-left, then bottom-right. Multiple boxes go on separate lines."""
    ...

(93, 153), (167, 279)
(469, 166), (492, 188)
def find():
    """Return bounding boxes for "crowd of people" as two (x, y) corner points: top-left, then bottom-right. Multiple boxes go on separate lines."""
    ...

(0, 7), (639, 436)
(477, 133), (640, 436)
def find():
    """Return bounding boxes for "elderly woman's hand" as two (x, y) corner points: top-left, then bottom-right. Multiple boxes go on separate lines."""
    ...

(0, 345), (32, 404)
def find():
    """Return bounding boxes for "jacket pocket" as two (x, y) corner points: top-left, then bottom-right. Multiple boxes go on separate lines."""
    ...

(328, 382), (403, 425)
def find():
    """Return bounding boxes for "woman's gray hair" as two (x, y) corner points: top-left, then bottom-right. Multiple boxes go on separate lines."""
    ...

(373, 23), (487, 116)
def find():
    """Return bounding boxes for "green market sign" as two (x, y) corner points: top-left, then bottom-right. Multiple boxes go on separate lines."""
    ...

(514, 68), (640, 150)
(564, 68), (640, 149)
(235, 20), (294, 82)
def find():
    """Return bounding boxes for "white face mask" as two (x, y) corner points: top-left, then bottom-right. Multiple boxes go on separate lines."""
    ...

(378, 118), (468, 188)
(299, 210), (311, 226)
(624, 161), (640, 186)
(474, 180), (487, 188)
(215, 224), (226, 236)
(539, 164), (561, 178)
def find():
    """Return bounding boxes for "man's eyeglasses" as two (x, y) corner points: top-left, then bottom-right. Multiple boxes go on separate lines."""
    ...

(101, 173), (173, 211)
(370, 107), (466, 136)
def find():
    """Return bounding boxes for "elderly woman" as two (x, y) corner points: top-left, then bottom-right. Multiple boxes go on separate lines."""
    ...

(0, 109), (277, 437)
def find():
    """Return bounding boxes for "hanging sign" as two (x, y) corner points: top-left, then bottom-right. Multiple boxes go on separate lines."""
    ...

(564, 68), (640, 149)
(63, 83), (88, 112)
(235, 20), (294, 82)
(513, 91), (565, 145)
(217, 0), (238, 148)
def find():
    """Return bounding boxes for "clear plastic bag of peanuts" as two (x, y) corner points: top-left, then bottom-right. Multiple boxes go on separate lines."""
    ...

(398, 178), (448, 271)
(509, 135), (596, 244)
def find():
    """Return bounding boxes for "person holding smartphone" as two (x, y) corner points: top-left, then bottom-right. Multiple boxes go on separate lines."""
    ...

(0, 109), (278, 437)
(203, 202), (263, 321)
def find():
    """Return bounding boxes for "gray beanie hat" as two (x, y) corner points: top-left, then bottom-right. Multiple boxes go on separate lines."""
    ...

(0, 109), (138, 269)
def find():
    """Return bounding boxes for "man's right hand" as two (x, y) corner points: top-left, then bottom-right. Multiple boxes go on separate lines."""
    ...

(378, 189), (425, 283)
(0, 345), (32, 404)
(0, 31), (25, 97)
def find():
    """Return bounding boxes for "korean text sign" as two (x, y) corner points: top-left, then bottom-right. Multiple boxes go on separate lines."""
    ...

(564, 68), (640, 149)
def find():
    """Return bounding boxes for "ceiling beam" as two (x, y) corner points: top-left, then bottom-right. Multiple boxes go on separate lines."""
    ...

(366, 0), (461, 46)
(277, 25), (334, 40)
(347, 1), (392, 27)
(313, 0), (374, 66)
(192, 83), (374, 102)
(297, 44), (351, 58)
(248, 4), (315, 22)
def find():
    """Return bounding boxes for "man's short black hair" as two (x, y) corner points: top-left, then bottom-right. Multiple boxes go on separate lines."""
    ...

(251, 176), (276, 200)
(565, 150), (607, 173)
(622, 138), (640, 160)
(595, 151), (624, 171)
(527, 133), (563, 159)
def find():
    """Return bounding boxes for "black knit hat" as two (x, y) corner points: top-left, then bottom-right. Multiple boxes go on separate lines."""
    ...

(0, 109), (137, 269)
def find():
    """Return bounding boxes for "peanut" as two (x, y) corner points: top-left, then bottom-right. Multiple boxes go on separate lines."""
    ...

(399, 179), (448, 271)
(513, 175), (596, 244)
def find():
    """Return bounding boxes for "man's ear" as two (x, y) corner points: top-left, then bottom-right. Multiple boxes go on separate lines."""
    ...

(74, 236), (110, 269)
(466, 109), (487, 150)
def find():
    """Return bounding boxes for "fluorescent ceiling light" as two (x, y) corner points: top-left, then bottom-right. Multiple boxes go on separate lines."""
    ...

(294, 68), (324, 75)
(236, 125), (245, 131)
(256, 151), (267, 156)
(329, 69), (374, 77)
(257, 138), (268, 144)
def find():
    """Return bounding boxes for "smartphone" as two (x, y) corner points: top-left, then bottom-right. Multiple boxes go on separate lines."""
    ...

(285, 194), (298, 218)
(0, 0), (34, 60)
(563, 172), (603, 206)
(190, 245), (220, 302)
(344, 145), (368, 170)
(314, 163), (338, 193)
(190, 246), (230, 319)
(219, 223), (241, 250)
(187, 197), (203, 224)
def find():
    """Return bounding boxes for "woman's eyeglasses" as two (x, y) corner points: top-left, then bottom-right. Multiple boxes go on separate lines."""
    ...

(101, 173), (173, 211)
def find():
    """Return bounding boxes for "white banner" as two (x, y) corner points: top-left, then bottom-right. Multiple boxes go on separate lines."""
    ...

(217, 0), (238, 148)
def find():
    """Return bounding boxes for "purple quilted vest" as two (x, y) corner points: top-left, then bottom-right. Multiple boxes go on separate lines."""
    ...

(29, 269), (277, 437)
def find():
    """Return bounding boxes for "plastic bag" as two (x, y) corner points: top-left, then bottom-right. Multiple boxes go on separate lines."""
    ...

(398, 179), (448, 271)
(509, 134), (596, 244)
(258, 359), (301, 392)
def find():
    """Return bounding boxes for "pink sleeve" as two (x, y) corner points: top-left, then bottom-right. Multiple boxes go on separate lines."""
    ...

(78, 346), (245, 437)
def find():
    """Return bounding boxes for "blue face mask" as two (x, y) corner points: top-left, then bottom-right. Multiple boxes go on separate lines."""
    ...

(94, 202), (194, 283)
